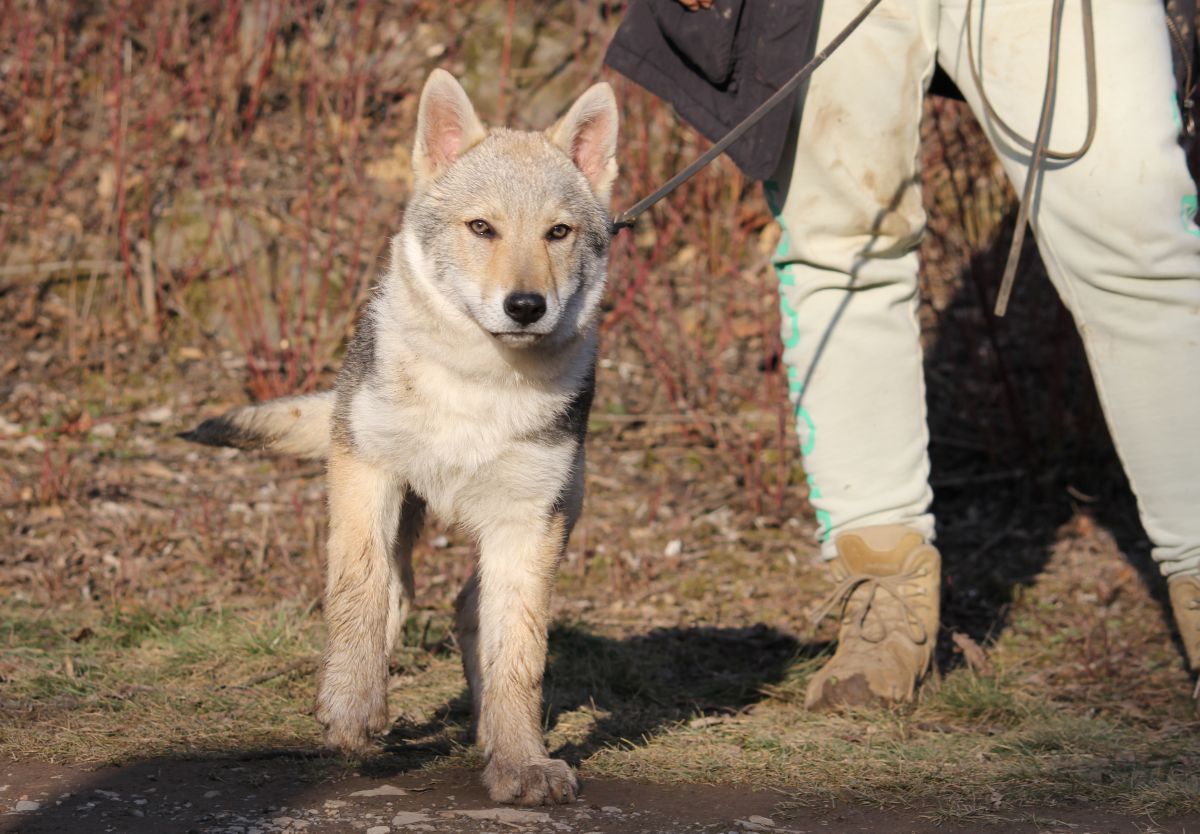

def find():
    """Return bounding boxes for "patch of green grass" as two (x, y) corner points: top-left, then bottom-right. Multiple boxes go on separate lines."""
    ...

(0, 598), (472, 767)
(234, 607), (309, 657)
(928, 669), (1028, 726)
(997, 713), (1127, 757)
(1, 601), (316, 762)
(106, 605), (200, 648)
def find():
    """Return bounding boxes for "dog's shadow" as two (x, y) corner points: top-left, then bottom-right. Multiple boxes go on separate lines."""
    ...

(369, 622), (815, 774)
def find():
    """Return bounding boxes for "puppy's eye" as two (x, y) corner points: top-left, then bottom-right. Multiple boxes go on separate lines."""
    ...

(546, 224), (571, 241)
(468, 219), (495, 238)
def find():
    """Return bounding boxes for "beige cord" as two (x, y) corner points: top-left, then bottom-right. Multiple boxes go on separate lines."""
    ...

(965, 0), (1098, 316)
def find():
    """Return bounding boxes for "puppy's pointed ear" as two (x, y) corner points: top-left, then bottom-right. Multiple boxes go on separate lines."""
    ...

(413, 69), (487, 186)
(547, 82), (619, 204)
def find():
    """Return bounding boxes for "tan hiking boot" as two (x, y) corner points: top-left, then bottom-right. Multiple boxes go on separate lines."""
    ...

(805, 525), (940, 710)
(1168, 574), (1200, 690)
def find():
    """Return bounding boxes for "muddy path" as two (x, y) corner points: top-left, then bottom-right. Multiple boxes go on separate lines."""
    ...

(3, 759), (1196, 834)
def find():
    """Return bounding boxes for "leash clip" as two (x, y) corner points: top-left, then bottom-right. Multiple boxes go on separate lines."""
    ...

(610, 213), (636, 235)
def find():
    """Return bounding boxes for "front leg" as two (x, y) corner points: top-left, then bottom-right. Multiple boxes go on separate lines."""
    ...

(316, 444), (403, 754)
(474, 511), (577, 806)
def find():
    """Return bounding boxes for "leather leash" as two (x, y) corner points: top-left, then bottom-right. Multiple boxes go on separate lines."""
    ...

(609, 0), (888, 234)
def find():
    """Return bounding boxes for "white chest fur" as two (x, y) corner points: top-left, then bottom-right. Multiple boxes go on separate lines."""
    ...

(348, 355), (577, 525)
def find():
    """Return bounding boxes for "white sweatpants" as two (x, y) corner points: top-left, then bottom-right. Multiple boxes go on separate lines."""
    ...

(768, 0), (1200, 573)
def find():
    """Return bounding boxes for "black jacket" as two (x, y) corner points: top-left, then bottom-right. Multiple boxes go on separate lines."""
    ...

(606, 0), (1199, 186)
(604, 0), (821, 181)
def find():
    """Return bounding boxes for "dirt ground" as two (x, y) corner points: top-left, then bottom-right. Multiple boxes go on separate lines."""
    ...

(4, 2), (1200, 832)
(5, 759), (1200, 834)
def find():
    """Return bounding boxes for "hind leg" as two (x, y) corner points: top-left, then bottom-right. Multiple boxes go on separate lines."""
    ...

(389, 490), (425, 650)
(316, 445), (403, 753)
(453, 571), (483, 735)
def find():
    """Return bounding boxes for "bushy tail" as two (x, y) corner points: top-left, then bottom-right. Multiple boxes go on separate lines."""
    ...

(179, 391), (334, 460)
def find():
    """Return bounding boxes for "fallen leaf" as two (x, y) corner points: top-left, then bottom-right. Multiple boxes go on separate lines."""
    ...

(70, 626), (94, 643)
(137, 405), (173, 425)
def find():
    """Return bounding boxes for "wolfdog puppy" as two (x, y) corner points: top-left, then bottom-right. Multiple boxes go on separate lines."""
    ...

(182, 69), (618, 805)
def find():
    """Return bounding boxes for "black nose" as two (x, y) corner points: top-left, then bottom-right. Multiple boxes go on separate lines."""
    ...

(503, 292), (547, 325)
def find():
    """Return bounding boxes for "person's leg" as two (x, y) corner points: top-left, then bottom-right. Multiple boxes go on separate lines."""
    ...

(770, 0), (943, 707)
(938, 0), (1200, 666)
(770, 0), (940, 554)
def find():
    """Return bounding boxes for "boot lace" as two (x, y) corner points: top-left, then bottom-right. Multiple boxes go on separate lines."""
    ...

(809, 565), (931, 645)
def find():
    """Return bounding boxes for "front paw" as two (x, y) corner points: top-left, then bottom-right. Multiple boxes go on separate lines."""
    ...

(482, 757), (578, 806)
(315, 682), (389, 755)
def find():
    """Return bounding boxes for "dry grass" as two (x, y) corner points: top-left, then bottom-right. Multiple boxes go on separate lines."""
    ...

(3, 0), (1199, 819)
(3, 515), (1198, 813)
(3, 549), (1197, 815)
